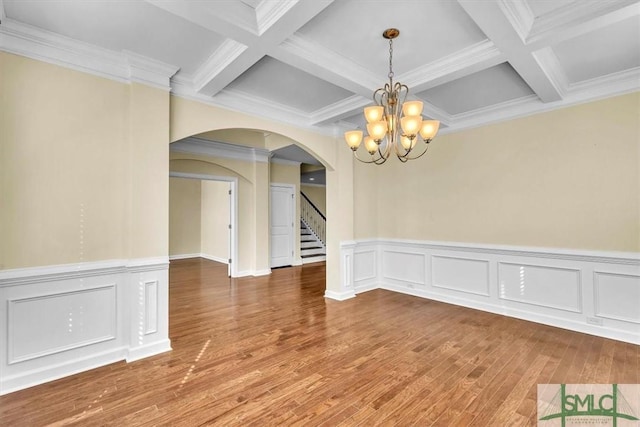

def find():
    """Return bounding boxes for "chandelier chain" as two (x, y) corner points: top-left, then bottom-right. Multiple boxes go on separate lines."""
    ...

(388, 38), (394, 79)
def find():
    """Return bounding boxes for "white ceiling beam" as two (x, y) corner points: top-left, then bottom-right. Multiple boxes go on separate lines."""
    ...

(271, 33), (379, 97)
(400, 40), (506, 94)
(149, 0), (335, 98)
(457, 0), (563, 103)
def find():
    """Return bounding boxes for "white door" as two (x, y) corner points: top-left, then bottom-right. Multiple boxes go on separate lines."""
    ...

(270, 184), (294, 268)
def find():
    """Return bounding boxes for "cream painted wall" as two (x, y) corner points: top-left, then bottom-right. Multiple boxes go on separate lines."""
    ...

(271, 162), (301, 262)
(358, 92), (640, 252)
(201, 180), (230, 261)
(197, 129), (266, 149)
(128, 83), (171, 259)
(1, 52), (129, 269)
(169, 177), (201, 256)
(300, 185), (326, 216)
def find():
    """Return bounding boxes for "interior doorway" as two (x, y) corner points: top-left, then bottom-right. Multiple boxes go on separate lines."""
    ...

(169, 172), (238, 277)
(270, 183), (295, 268)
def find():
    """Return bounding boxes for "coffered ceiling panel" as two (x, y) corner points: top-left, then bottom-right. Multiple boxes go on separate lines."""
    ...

(296, 0), (488, 73)
(226, 56), (354, 113)
(552, 16), (640, 83)
(417, 63), (535, 115)
(2, 0), (226, 75)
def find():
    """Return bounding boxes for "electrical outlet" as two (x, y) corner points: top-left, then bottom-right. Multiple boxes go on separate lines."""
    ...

(587, 317), (603, 326)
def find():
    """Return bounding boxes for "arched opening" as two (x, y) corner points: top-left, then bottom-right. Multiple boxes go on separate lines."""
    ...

(169, 127), (330, 278)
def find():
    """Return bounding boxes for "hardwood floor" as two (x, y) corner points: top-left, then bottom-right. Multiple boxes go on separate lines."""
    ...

(1, 258), (638, 426)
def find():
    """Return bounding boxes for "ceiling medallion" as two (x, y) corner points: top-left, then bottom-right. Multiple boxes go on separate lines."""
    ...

(344, 28), (440, 165)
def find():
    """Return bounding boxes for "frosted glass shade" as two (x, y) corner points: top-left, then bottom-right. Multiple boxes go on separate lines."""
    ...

(401, 115), (422, 136)
(364, 136), (377, 154)
(401, 135), (416, 150)
(364, 106), (384, 123)
(344, 130), (363, 149)
(419, 120), (440, 140)
(367, 121), (387, 141)
(402, 101), (423, 117)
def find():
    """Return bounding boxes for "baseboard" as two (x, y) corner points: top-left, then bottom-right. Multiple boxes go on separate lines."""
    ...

(0, 346), (126, 396)
(343, 239), (640, 345)
(253, 268), (272, 277)
(126, 339), (172, 363)
(236, 269), (272, 277)
(324, 290), (356, 301)
(169, 253), (200, 260)
(199, 253), (229, 264)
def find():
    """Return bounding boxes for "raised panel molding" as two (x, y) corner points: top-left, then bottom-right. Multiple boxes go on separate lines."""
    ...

(341, 239), (640, 345)
(144, 281), (159, 335)
(594, 272), (640, 324)
(354, 250), (376, 282)
(8, 284), (117, 364)
(498, 262), (582, 313)
(432, 256), (490, 296)
(382, 251), (426, 286)
(0, 258), (170, 395)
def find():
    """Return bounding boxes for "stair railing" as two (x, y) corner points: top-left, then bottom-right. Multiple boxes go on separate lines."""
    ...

(300, 192), (326, 245)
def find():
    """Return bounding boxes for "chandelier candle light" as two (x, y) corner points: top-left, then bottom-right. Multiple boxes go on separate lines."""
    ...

(344, 28), (440, 164)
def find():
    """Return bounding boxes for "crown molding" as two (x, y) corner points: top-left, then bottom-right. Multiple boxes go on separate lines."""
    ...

(567, 67), (640, 99)
(0, 19), (178, 90)
(445, 65), (640, 134)
(124, 50), (179, 91)
(309, 95), (371, 126)
(0, 18), (128, 82)
(256, 0), (298, 35)
(193, 38), (248, 94)
(171, 136), (271, 163)
(498, 0), (534, 42)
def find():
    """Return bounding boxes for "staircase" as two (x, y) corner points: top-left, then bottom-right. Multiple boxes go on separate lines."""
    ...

(300, 221), (325, 263)
(300, 192), (326, 264)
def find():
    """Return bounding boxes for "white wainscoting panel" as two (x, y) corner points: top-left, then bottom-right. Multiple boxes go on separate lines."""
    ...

(0, 257), (170, 395)
(594, 272), (640, 324)
(341, 239), (640, 345)
(354, 251), (376, 282)
(382, 250), (426, 286)
(144, 280), (159, 335)
(498, 263), (582, 313)
(432, 256), (490, 296)
(8, 284), (117, 364)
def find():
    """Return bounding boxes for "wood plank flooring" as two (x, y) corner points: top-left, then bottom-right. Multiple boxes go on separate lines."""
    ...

(0, 258), (638, 426)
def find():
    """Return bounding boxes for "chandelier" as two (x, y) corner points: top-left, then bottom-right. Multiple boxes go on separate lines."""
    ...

(344, 28), (440, 165)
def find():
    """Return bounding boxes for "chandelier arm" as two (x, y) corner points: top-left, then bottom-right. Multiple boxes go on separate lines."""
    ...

(398, 143), (430, 161)
(352, 150), (384, 164)
(397, 83), (409, 107)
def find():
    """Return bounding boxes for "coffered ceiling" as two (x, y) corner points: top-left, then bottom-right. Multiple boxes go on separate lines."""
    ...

(1, 0), (638, 137)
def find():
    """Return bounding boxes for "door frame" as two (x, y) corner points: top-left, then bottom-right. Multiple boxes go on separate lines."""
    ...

(169, 172), (238, 278)
(270, 183), (296, 268)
